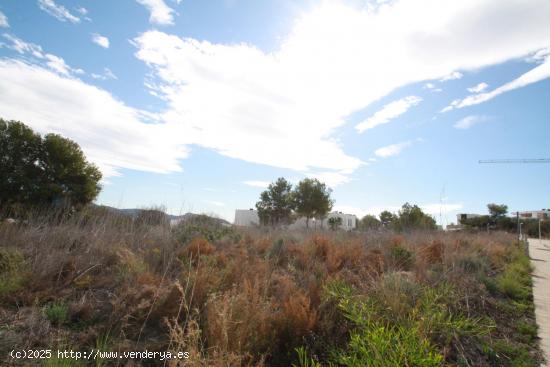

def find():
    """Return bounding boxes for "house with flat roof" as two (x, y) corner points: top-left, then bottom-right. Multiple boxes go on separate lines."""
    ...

(517, 209), (550, 220)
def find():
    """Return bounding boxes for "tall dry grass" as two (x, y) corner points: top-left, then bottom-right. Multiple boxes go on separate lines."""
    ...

(0, 208), (538, 366)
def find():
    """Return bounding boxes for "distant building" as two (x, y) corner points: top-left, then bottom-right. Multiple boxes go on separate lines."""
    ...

(234, 209), (357, 230)
(445, 223), (463, 231)
(234, 209), (260, 226)
(517, 209), (550, 221)
(457, 213), (483, 224)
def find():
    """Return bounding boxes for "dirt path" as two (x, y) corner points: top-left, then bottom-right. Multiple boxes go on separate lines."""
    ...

(529, 238), (550, 366)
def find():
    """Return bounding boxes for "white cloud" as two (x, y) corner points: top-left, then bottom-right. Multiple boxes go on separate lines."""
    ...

(3, 34), (45, 58)
(374, 141), (412, 158)
(527, 48), (550, 63)
(91, 67), (117, 80)
(423, 82), (435, 89)
(0, 60), (189, 178)
(75, 7), (88, 15)
(467, 82), (488, 93)
(443, 58), (550, 111)
(453, 115), (490, 129)
(38, 0), (80, 23)
(3, 0), (550, 184)
(355, 96), (422, 132)
(44, 54), (72, 75)
(132, 0), (550, 182)
(243, 180), (271, 188)
(304, 170), (353, 188)
(0, 11), (9, 28)
(92, 33), (110, 49)
(2, 34), (84, 76)
(440, 71), (463, 81)
(136, 0), (175, 25)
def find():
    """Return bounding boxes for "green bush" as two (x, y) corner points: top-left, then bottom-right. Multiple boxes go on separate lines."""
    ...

(172, 214), (240, 244)
(390, 245), (414, 270)
(457, 255), (488, 274)
(44, 302), (69, 326)
(497, 247), (533, 300)
(334, 297), (444, 367)
(0, 248), (27, 299)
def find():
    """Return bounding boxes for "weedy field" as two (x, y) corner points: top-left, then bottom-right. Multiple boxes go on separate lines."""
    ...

(0, 209), (542, 366)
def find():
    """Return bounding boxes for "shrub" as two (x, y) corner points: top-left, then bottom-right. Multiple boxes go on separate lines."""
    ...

(172, 214), (240, 244)
(457, 255), (489, 274)
(44, 302), (70, 326)
(389, 245), (414, 270)
(0, 248), (27, 299)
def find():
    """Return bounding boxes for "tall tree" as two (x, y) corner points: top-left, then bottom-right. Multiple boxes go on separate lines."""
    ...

(379, 211), (397, 227)
(293, 178), (333, 228)
(0, 119), (102, 215)
(393, 202), (437, 231)
(359, 214), (382, 230)
(255, 177), (294, 226)
(487, 203), (508, 219)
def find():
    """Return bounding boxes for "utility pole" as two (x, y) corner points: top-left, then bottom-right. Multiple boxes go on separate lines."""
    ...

(517, 211), (520, 242)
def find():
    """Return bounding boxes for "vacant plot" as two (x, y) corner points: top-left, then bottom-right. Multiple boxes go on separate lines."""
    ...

(0, 210), (542, 366)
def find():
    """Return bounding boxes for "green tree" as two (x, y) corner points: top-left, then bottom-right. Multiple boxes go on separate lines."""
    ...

(487, 203), (508, 219)
(393, 203), (437, 231)
(255, 177), (294, 226)
(379, 210), (397, 228)
(293, 178), (333, 228)
(0, 119), (102, 214)
(328, 216), (343, 231)
(359, 214), (382, 231)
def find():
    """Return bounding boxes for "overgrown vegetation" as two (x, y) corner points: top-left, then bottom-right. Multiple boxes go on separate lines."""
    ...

(0, 209), (542, 366)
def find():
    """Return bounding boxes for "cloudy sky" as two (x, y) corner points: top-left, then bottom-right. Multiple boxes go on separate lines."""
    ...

(1, 0), (549, 224)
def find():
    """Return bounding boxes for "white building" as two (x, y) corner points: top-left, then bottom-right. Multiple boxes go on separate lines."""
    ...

(518, 209), (550, 221)
(234, 209), (357, 230)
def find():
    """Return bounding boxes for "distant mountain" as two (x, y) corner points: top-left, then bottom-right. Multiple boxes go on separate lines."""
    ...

(94, 205), (231, 226)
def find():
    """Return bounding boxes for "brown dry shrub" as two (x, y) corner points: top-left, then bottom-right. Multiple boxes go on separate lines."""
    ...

(204, 278), (276, 359)
(486, 241), (508, 269)
(366, 248), (385, 275)
(150, 281), (186, 323)
(391, 235), (406, 247)
(182, 237), (215, 259)
(255, 237), (272, 255)
(311, 235), (332, 260)
(165, 317), (263, 367)
(281, 292), (317, 336)
(422, 240), (445, 264)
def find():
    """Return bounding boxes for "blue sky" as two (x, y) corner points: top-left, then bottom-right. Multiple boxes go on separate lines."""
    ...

(0, 0), (549, 225)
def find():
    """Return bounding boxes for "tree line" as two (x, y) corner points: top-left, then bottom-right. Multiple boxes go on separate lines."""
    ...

(461, 203), (550, 237)
(255, 178), (438, 231)
(357, 203), (437, 231)
(255, 177), (333, 228)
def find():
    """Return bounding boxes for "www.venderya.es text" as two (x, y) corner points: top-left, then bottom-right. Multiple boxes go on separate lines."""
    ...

(10, 349), (189, 361)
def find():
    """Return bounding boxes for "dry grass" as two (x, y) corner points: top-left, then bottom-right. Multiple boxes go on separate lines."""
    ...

(0, 210), (541, 366)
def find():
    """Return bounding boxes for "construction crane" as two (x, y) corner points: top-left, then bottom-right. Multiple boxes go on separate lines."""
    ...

(479, 159), (550, 164)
